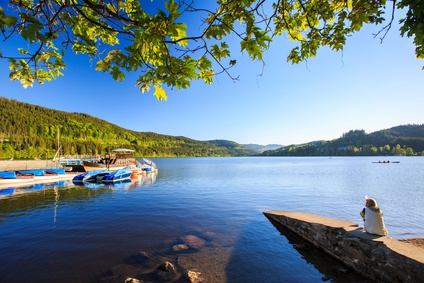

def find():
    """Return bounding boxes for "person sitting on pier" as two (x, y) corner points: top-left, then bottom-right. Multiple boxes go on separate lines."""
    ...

(360, 197), (388, 236)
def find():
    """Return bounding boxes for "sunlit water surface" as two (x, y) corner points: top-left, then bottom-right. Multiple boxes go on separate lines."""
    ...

(0, 157), (423, 282)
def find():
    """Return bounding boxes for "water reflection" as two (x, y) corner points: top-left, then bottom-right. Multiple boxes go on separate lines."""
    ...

(0, 187), (15, 196)
(0, 173), (158, 219)
(6, 156), (416, 282)
(133, 172), (157, 187)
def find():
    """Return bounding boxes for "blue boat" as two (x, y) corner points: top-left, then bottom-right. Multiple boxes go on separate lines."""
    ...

(45, 168), (66, 174)
(0, 171), (17, 179)
(44, 168), (78, 180)
(101, 168), (132, 183)
(0, 171), (34, 185)
(16, 169), (59, 181)
(72, 170), (109, 183)
(16, 169), (46, 176)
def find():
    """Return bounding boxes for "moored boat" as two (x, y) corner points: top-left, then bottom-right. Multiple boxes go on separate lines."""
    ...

(82, 148), (138, 172)
(101, 168), (132, 183)
(140, 158), (158, 173)
(16, 169), (60, 181)
(0, 171), (34, 185)
(72, 170), (109, 183)
(45, 168), (79, 179)
(127, 158), (158, 176)
(57, 158), (85, 172)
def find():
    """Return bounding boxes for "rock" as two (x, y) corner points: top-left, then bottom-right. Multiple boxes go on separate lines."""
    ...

(125, 278), (141, 283)
(173, 244), (190, 251)
(155, 261), (177, 281)
(158, 261), (175, 272)
(135, 251), (150, 261)
(123, 251), (151, 266)
(184, 270), (205, 283)
(180, 235), (206, 250)
(137, 251), (150, 259)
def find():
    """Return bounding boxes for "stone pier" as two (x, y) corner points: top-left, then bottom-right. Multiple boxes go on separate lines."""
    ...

(264, 210), (424, 282)
(0, 160), (59, 171)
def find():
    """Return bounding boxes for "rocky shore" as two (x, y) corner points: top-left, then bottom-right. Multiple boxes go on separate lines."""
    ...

(99, 233), (222, 283)
(264, 210), (424, 282)
(98, 217), (373, 283)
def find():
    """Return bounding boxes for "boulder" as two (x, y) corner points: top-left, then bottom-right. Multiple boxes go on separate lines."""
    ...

(155, 261), (177, 281)
(173, 244), (189, 251)
(180, 235), (206, 250)
(184, 270), (205, 283)
(124, 278), (141, 283)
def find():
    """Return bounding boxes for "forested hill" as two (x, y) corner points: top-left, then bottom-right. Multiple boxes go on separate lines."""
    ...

(261, 126), (424, 156)
(1, 97), (422, 159)
(0, 97), (255, 159)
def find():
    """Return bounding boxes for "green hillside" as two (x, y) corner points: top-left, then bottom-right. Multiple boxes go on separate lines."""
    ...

(1, 97), (422, 159)
(261, 126), (424, 156)
(208, 140), (257, 156)
(0, 97), (252, 159)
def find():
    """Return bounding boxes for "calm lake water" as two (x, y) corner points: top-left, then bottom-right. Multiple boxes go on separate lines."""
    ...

(0, 156), (423, 282)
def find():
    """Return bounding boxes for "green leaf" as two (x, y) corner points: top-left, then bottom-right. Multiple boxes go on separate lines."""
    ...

(111, 67), (125, 82)
(153, 84), (168, 101)
(95, 60), (110, 71)
(169, 23), (188, 47)
(0, 14), (17, 28)
(165, 0), (179, 20)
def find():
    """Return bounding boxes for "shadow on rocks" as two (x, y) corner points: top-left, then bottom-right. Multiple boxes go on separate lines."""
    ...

(99, 234), (209, 283)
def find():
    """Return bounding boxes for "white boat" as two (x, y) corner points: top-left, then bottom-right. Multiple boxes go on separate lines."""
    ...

(0, 171), (34, 185)
(127, 158), (158, 176)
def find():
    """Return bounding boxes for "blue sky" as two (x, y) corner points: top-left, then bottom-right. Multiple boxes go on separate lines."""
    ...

(1, 5), (423, 146)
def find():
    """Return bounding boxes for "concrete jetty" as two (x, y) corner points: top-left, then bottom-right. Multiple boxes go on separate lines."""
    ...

(0, 160), (59, 171)
(264, 210), (424, 282)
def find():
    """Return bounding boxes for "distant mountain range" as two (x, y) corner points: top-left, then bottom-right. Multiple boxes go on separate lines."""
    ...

(0, 97), (422, 158)
(242, 144), (284, 153)
(260, 126), (424, 156)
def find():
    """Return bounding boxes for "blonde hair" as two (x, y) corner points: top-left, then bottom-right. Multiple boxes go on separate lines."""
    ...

(366, 198), (377, 207)
(366, 197), (380, 211)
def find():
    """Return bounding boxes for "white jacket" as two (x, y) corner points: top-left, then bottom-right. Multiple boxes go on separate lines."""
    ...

(364, 207), (388, 236)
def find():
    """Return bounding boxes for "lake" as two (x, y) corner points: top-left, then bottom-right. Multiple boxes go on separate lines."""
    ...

(0, 156), (423, 282)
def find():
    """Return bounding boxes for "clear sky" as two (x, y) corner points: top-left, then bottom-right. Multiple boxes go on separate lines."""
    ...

(1, 7), (423, 146)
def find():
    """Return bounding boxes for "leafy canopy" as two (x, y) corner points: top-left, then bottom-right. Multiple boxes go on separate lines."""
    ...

(0, 0), (422, 101)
